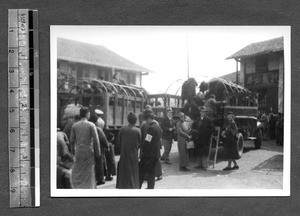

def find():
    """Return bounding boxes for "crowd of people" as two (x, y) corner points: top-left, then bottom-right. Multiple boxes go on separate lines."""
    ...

(258, 112), (284, 146)
(57, 98), (243, 190)
(57, 84), (284, 189)
(56, 77), (285, 190)
(57, 108), (116, 189)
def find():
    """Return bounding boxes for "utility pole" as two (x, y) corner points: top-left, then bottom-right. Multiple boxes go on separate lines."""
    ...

(186, 35), (190, 79)
(235, 59), (239, 85)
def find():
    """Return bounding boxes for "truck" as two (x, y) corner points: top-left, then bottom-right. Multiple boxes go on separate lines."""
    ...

(206, 78), (262, 159)
(57, 78), (182, 153)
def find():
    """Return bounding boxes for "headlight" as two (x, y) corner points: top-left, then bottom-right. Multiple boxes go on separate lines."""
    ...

(257, 121), (262, 127)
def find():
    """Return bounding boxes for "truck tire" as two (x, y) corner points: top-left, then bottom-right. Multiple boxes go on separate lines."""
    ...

(254, 130), (262, 149)
(236, 133), (244, 159)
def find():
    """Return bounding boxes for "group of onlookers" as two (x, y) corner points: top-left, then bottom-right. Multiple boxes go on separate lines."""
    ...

(57, 108), (116, 189)
(57, 97), (256, 189)
(259, 112), (284, 145)
(117, 109), (162, 189)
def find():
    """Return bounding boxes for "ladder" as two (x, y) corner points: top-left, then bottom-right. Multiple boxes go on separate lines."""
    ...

(208, 126), (221, 168)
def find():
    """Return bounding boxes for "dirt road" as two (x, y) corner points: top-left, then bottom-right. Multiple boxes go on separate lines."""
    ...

(98, 139), (283, 190)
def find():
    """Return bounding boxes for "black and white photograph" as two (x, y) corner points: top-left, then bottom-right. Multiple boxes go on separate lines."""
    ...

(50, 26), (290, 197)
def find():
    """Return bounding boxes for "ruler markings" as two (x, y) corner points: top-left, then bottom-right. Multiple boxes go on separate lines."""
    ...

(8, 9), (39, 208)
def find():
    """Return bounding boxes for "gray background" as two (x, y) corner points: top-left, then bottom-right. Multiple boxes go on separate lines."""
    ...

(0, 0), (299, 215)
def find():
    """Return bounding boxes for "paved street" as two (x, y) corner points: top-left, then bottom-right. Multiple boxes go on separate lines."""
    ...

(98, 139), (283, 189)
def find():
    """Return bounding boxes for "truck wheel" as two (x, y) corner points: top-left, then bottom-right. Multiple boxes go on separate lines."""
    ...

(236, 133), (244, 159)
(254, 130), (262, 149)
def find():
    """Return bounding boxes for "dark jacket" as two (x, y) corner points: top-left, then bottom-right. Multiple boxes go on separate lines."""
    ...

(197, 116), (214, 156)
(140, 121), (162, 159)
(189, 95), (204, 120)
(96, 126), (108, 153)
(95, 126), (109, 183)
(161, 116), (174, 140)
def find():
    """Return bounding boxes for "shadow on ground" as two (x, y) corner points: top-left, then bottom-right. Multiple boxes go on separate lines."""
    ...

(252, 154), (283, 173)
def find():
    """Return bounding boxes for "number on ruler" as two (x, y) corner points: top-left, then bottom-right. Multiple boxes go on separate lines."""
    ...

(9, 69), (14, 73)
(9, 89), (14, 93)
(20, 14), (26, 31)
(21, 14), (26, 23)
(10, 109), (15, 113)
(21, 103), (27, 108)
(10, 188), (16, 193)
(8, 49), (14, 53)
(10, 148), (15, 153)
(10, 168), (15, 173)
(10, 128), (15, 133)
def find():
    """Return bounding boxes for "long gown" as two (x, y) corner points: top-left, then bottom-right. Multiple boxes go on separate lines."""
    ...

(116, 125), (141, 189)
(176, 121), (190, 168)
(70, 119), (100, 189)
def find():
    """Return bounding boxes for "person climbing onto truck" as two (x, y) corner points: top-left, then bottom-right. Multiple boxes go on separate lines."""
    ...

(204, 94), (226, 120)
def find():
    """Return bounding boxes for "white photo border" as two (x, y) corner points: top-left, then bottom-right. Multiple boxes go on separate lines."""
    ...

(50, 26), (291, 197)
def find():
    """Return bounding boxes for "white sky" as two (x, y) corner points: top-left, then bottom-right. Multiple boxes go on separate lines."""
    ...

(52, 26), (288, 94)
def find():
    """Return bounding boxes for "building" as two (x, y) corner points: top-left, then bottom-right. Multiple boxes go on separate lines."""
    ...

(226, 37), (284, 114)
(57, 37), (152, 91)
(220, 71), (242, 84)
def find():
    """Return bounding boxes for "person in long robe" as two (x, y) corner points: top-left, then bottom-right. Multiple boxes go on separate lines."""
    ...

(176, 112), (191, 171)
(70, 107), (100, 189)
(116, 113), (141, 189)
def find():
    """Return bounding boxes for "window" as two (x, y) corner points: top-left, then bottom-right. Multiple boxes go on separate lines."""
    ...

(258, 92), (267, 109)
(255, 55), (268, 73)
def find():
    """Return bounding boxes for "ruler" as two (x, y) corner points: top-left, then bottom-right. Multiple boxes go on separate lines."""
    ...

(8, 9), (40, 208)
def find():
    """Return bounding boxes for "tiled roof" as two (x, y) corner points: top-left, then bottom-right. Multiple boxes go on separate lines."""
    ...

(57, 38), (153, 75)
(226, 37), (283, 60)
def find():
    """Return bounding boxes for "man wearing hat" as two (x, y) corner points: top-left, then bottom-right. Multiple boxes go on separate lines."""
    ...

(95, 109), (105, 129)
(195, 106), (215, 170)
(160, 107), (176, 165)
(139, 109), (162, 189)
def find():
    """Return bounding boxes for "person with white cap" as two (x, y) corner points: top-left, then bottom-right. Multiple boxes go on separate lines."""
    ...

(95, 109), (105, 129)
(160, 107), (175, 165)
